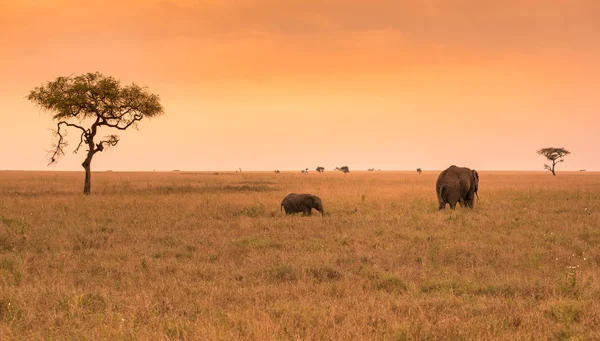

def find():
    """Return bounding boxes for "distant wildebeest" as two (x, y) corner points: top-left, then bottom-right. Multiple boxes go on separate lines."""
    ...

(436, 165), (479, 210)
(281, 193), (324, 216)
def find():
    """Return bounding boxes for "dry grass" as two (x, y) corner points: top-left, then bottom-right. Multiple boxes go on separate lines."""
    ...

(1, 170), (599, 340)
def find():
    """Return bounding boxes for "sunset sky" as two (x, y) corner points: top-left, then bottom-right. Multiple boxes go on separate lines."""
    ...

(1, 0), (598, 171)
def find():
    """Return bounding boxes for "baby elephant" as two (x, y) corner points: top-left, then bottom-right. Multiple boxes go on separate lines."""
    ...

(281, 193), (324, 216)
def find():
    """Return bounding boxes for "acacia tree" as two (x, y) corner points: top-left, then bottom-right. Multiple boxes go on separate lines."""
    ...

(417, 168), (422, 175)
(316, 166), (324, 173)
(28, 72), (164, 194)
(340, 166), (350, 174)
(537, 147), (570, 176)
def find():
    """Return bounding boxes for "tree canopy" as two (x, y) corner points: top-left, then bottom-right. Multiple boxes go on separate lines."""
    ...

(28, 72), (164, 194)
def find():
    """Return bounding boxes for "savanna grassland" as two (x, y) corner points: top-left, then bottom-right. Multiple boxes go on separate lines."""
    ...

(1, 170), (599, 340)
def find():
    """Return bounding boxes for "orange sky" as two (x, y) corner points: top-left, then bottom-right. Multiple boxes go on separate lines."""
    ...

(1, 0), (599, 171)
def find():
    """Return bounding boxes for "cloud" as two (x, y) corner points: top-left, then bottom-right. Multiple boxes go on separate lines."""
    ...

(1, 0), (599, 85)
(3, 0), (599, 50)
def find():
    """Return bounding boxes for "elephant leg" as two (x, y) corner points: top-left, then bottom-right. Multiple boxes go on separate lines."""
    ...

(464, 193), (474, 208)
(447, 190), (461, 209)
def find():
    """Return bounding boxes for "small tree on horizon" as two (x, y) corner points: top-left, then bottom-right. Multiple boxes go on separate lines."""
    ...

(340, 166), (350, 174)
(417, 168), (422, 175)
(537, 147), (570, 176)
(27, 72), (164, 194)
(316, 166), (325, 173)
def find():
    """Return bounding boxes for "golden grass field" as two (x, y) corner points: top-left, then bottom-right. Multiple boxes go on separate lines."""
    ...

(1, 170), (599, 340)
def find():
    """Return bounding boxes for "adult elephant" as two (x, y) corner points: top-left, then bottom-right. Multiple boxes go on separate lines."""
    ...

(281, 193), (324, 216)
(436, 165), (479, 210)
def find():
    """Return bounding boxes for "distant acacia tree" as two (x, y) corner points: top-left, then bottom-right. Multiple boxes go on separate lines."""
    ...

(340, 166), (350, 174)
(27, 72), (164, 194)
(537, 147), (570, 176)
(417, 168), (422, 175)
(367, 168), (374, 171)
(334, 167), (340, 172)
(316, 166), (325, 173)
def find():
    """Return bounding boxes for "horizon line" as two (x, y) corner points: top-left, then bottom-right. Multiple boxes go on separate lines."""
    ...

(0, 169), (595, 173)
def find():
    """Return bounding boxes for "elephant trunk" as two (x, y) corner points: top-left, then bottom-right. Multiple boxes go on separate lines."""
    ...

(475, 191), (480, 200)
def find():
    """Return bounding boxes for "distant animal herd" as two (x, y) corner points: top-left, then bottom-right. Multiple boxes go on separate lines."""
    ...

(281, 165), (480, 216)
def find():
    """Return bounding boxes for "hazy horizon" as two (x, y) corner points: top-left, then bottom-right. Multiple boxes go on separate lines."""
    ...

(1, 0), (598, 172)
(0, 168), (594, 173)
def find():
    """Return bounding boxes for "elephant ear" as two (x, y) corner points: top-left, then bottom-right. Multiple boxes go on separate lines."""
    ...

(303, 195), (314, 206)
(472, 170), (479, 180)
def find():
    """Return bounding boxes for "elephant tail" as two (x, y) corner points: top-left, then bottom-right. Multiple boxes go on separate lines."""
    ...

(438, 185), (446, 202)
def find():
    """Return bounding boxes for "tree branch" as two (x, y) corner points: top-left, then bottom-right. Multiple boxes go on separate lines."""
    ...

(100, 114), (143, 130)
(74, 131), (86, 154)
(48, 129), (66, 166)
(60, 121), (87, 134)
(48, 121), (89, 165)
(94, 135), (120, 153)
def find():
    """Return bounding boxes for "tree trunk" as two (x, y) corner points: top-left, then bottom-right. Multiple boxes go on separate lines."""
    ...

(551, 162), (556, 176)
(82, 154), (93, 195)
